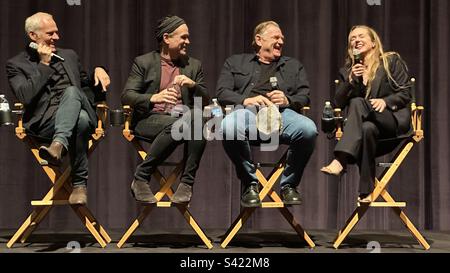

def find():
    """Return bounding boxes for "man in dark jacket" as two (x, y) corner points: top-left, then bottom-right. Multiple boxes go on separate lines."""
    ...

(217, 21), (317, 207)
(121, 15), (208, 204)
(6, 12), (110, 205)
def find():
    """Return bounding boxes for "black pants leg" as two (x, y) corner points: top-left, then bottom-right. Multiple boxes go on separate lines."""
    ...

(358, 110), (398, 194)
(334, 97), (372, 159)
(335, 97), (397, 194)
(133, 111), (206, 185)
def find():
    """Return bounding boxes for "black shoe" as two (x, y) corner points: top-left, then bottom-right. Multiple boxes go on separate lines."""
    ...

(171, 182), (193, 204)
(130, 179), (157, 204)
(281, 186), (302, 205)
(241, 184), (261, 208)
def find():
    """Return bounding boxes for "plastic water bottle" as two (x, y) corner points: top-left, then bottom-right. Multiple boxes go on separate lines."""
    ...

(211, 98), (223, 118)
(0, 95), (10, 110)
(321, 101), (335, 133)
(0, 94), (13, 126)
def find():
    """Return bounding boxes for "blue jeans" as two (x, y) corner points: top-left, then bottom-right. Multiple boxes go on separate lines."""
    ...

(220, 108), (317, 189)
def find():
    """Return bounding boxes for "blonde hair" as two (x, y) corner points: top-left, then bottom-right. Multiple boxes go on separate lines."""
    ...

(252, 21), (280, 52)
(25, 12), (53, 34)
(346, 25), (409, 97)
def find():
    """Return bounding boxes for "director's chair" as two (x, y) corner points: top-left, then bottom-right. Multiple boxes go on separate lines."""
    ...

(115, 106), (213, 249)
(7, 103), (112, 248)
(330, 78), (430, 250)
(220, 107), (316, 249)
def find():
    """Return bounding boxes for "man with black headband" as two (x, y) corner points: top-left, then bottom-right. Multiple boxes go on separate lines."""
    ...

(216, 21), (317, 207)
(122, 15), (208, 204)
(6, 12), (110, 205)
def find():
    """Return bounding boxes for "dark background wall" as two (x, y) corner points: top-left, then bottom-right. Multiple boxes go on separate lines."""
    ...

(0, 0), (449, 232)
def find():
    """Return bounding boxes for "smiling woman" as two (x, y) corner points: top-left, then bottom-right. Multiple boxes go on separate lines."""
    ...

(321, 25), (413, 203)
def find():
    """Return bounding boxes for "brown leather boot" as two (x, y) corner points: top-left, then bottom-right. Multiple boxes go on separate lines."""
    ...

(39, 141), (65, 166)
(69, 185), (88, 205)
(131, 180), (157, 204)
(171, 182), (193, 204)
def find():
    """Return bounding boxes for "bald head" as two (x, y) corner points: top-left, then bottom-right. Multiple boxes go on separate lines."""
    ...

(25, 12), (54, 34)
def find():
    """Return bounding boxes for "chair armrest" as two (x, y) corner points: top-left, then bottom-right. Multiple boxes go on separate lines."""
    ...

(122, 105), (135, 141)
(301, 106), (310, 116)
(96, 103), (109, 128)
(411, 103), (424, 142)
(92, 103), (109, 140)
(12, 103), (26, 139)
(333, 108), (344, 140)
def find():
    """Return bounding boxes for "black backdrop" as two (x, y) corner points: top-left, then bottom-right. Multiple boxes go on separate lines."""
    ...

(0, 0), (449, 233)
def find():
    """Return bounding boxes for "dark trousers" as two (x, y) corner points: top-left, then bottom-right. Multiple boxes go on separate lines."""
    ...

(335, 97), (399, 194)
(35, 86), (96, 186)
(133, 111), (206, 186)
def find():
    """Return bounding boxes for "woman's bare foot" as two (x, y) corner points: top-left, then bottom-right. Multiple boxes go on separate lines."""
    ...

(321, 159), (344, 176)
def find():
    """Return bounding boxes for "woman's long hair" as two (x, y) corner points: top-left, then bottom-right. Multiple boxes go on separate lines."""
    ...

(345, 25), (410, 97)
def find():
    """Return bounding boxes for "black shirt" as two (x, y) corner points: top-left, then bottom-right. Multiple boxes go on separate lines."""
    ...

(249, 61), (277, 97)
(40, 60), (72, 125)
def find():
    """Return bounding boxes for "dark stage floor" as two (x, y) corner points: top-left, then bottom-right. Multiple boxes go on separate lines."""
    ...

(1, 229), (449, 253)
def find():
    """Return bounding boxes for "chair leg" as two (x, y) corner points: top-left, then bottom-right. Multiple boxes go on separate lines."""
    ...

(333, 205), (370, 249)
(77, 206), (112, 244)
(279, 207), (315, 248)
(17, 163), (70, 244)
(391, 207), (431, 250)
(220, 208), (256, 248)
(6, 206), (53, 248)
(122, 142), (210, 249)
(59, 181), (112, 244)
(117, 206), (154, 248)
(380, 191), (430, 250)
(221, 157), (315, 249)
(71, 205), (107, 248)
(19, 206), (53, 244)
(176, 205), (213, 249)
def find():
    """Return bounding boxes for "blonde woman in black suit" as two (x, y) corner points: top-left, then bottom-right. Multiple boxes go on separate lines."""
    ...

(321, 25), (412, 203)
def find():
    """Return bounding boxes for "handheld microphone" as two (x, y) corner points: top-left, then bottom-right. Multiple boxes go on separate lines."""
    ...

(352, 49), (363, 84)
(270, 77), (279, 90)
(29, 42), (65, 62)
(353, 49), (363, 64)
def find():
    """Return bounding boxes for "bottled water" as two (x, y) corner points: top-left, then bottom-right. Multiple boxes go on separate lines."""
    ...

(321, 101), (335, 133)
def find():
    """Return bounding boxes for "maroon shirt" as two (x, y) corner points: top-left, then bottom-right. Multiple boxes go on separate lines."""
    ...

(151, 57), (183, 113)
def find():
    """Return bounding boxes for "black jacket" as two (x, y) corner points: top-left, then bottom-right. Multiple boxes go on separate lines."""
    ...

(216, 54), (310, 112)
(335, 54), (412, 137)
(6, 47), (104, 130)
(121, 51), (209, 125)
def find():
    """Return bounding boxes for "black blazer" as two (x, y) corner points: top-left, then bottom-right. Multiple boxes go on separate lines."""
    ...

(216, 54), (310, 113)
(335, 54), (412, 137)
(121, 51), (209, 125)
(6, 47), (103, 130)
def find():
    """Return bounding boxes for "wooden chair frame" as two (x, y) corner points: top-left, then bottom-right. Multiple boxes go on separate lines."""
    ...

(332, 79), (430, 250)
(220, 107), (316, 249)
(7, 103), (112, 248)
(116, 106), (213, 249)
